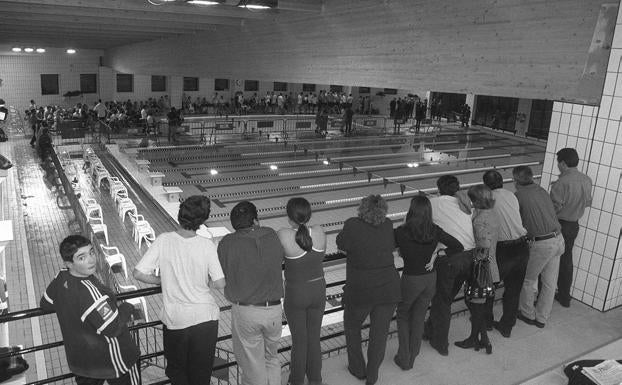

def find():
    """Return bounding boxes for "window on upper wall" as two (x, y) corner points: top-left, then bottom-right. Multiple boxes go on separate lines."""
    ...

(116, 74), (133, 92)
(330, 85), (343, 93)
(302, 83), (316, 92)
(244, 80), (259, 92)
(214, 78), (229, 91)
(183, 77), (199, 91)
(80, 74), (97, 94)
(41, 74), (59, 95)
(152, 75), (166, 92)
(358, 87), (370, 94)
(383, 88), (398, 95)
(274, 82), (287, 92)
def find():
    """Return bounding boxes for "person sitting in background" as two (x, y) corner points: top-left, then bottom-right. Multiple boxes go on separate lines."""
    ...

(337, 195), (401, 385)
(134, 196), (225, 385)
(482, 170), (529, 338)
(513, 165), (564, 329)
(394, 195), (463, 371)
(455, 185), (500, 355)
(277, 197), (327, 385)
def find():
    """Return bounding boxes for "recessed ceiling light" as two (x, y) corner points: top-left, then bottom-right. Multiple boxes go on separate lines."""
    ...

(36, 48), (45, 53)
(210, 169), (218, 175)
(239, 4), (270, 9)
(66, 49), (76, 54)
(269, 165), (278, 171)
(24, 47), (34, 53)
(11, 47), (22, 52)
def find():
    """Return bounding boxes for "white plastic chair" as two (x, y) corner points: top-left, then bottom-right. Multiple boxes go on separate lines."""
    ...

(110, 180), (125, 198)
(140, 231), (156, 249)
(118, 284), (149, 323)
(89, 217), (109, 245)
(81, 198), (102, 219)
(117, 197), (137, 221)
(94, 167), (110, 189)
(99, 244), (128, 279)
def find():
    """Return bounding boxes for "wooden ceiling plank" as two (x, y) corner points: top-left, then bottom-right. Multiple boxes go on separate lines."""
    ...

(0, 0), (266, 19)
(0, 2), (243, 25)
(276, 0), (322, 13)
(0, 15), (220, 34)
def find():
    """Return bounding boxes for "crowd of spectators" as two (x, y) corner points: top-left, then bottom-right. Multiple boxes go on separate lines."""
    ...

(41, 144), (591, 384)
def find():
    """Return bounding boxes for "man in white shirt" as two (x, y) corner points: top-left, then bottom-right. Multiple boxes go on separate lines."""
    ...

(93, 99), (107, 120)
(424, 175), (475, 356)
(483, 170), (529, 338)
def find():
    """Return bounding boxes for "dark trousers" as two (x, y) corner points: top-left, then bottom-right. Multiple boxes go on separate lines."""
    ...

(425, 251), (472, 350)
(493, 238), (529, 331)
(558, 220), (579, 304)
(345, 120), (353, 134)
(344, 302), (397, 385)
(284, 279), (326, 385)
(74, 363), (139, 385)
(163, 320), (219, 385)
(395, 272), (435, 369)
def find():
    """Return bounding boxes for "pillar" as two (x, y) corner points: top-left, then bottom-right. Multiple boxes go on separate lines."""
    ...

(465, 93), (476, 126)
(540, 10), (622, 310)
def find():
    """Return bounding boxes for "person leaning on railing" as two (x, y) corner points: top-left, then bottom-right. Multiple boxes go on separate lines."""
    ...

(336, 195), (401, 385)
(133, 196), (226, 385)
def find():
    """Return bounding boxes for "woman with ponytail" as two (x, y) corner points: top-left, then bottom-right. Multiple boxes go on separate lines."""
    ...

(393, 195), (463, 370)
(278, 197), (327, 385)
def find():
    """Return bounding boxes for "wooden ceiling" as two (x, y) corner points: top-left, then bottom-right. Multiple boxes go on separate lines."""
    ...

(0, 0), (321, 49)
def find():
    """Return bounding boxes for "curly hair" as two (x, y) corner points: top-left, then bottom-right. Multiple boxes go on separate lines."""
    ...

(178, 195), (211, 231)
(357, 194), (388, 226)
(467, 184), (495, 210)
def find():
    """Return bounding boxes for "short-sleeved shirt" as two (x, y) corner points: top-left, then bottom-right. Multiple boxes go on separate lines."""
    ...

(491, 188), (527, 241)
(430, 195), (476, 250)
(217, 225), (285, 304)
(135, 232), (224, 330)
(550, 168), (593, 222)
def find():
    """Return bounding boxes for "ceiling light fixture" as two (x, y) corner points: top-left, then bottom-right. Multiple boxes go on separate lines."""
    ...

(11, 47), (21, 52)
(36, 48), (45, 53)
(24, 47), (34, 53)
(187, 0), (220, 5)
(236, 0), (275, 10)
(239, 3), (270, 9)
(66, 49), (76, 54)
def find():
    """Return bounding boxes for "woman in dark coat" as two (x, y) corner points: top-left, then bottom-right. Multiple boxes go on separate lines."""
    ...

(337, 195), (401, 385)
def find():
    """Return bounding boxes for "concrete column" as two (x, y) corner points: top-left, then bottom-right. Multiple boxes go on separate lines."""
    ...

(539, 12), (622, 311)
(515, 98), (532, 136)
(97, 66), (114, 102)
(169, 76), (183, 109)
(465, 93), (476, 125)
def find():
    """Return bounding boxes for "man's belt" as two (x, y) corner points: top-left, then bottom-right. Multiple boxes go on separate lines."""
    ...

(236, 300), (281, 307)
(529, 231), (559, 242)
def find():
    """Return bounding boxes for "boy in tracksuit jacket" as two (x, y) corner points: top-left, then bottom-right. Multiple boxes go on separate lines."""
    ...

(40, 235), (140, 385)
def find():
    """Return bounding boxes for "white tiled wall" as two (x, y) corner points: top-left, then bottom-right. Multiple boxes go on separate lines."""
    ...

(0, 48), (103, 113)
(542, 24), (622, 310)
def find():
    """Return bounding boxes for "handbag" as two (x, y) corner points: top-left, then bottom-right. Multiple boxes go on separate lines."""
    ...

(464, 248), (495, 300)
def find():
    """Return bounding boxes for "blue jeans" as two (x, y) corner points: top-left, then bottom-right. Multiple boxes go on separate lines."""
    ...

(519, 234), (565, 323)
(231, 304), (282, 385)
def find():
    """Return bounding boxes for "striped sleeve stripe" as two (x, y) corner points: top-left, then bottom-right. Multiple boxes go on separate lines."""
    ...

(104, 336), (121, 378)
(96, 309), (118, 334)
(43, 291), (53, 304)
(82, 280), (105, 300)
(80, 295), (109, 322)
(110, 337), (130, 373)
(129, 364), (140, 385)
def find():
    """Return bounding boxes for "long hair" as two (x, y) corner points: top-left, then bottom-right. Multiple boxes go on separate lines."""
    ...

(404, 195), (436, 242)
(286, 197), (313, 251)
(357, 195), (388, 226)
